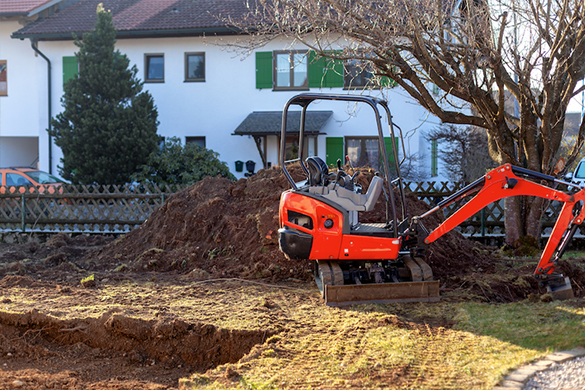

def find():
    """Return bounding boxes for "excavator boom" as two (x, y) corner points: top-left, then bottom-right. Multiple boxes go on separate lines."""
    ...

(414, 163), (582, 299)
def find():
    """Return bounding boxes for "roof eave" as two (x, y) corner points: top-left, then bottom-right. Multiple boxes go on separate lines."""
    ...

(12, 26), (244, 41)
(1, 12), (28, 18)
(233, 131), (325, 136)
(27, 0), (64, 17)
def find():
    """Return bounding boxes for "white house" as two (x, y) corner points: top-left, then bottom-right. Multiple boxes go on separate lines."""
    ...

(5, 0), (446, 181)
(0, 0), (81, 170)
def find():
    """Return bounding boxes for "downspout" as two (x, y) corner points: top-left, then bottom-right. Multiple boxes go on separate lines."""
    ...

(30, 39), (52, 174)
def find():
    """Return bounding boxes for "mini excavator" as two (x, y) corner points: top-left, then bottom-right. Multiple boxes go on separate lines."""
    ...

(278, 93), (578, 306)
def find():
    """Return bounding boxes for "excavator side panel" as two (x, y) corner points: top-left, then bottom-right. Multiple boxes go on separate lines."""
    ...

(337, 235), (401, 260)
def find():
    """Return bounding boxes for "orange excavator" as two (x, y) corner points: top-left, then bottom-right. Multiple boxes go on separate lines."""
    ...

(278, 93), (578, 306)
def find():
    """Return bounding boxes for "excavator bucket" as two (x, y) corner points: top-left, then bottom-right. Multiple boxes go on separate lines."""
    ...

(314, 258), (440, 306)
(546, 277), (574, 300)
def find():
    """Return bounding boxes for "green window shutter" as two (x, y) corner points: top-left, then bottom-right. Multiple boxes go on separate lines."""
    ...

(308, 51), (326, 88)
(379, 76), (397, 88)
(308, 51), (343, 88)
(431, 139), (438, 177)
(384, 137), (399, 165)
(62, 56), (78, 85)
(326, 137), (344, 167)
(255, 51), (273, 89)
(324, 55), (343, 88)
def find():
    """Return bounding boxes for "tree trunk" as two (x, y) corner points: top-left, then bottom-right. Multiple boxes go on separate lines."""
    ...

(504, 197), (522, 245)
(504, 195), (545, 246)
(525, 196), (545, 238)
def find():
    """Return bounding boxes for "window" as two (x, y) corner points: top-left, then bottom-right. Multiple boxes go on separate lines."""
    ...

(344, 59), (397, 89)
(344, 60), (374, 89)
(256, 50), (343, 90)
(346, 137), (381, 170)
(284, 136), (316, 162)
(575, 162), (585, 179)
(6, 173), (32, 187)
(23, 171), (63, 184)
(344, 136), (398, 171)
(145, 54), (164, 82)
(0, 60), (6, 96)
(185, 52), (205, 82)
(255, 50), (397, 91)
(186, 136), (205, 148)
(274, 51), (308, 90)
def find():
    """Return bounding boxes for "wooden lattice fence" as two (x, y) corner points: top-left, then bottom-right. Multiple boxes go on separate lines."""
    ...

(0, 184), (188, 233)
(0, 181), (568, 235)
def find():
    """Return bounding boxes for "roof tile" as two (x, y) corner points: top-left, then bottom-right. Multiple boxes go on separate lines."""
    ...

(12, 0), (250, 38)
(0, 0), (55, 15)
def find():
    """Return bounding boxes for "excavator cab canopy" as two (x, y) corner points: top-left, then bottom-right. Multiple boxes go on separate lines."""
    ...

(278, 93), (408, 236)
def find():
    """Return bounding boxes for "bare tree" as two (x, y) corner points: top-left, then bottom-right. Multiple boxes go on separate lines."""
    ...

(427, 125), (497, 182)
(230, 0), (585, 245)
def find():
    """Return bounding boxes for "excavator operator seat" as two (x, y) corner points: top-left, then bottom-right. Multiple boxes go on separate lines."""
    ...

(362, 175), (384, 211)
(308, 175), (384, 212)
(306, 156), (329, 186)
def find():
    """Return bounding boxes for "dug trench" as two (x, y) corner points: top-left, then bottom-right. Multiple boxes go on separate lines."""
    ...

(0, 274), (280, 389)
(0, 307), (269, 369)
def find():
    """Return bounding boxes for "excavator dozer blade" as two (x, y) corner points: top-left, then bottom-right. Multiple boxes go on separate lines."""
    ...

(323, 281), (440, 306)
(315, 259), (440, 307)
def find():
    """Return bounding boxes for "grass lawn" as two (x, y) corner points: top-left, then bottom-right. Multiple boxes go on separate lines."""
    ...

(179, 283), (585, 389)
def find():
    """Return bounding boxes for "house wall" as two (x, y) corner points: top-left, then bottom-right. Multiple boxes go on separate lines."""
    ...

(23, 34), (447, 181)
(0, 20), (42, 168)
(0, 136), (39, 167)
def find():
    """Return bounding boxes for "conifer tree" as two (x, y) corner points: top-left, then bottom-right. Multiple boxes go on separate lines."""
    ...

(50, 4), (159, 185)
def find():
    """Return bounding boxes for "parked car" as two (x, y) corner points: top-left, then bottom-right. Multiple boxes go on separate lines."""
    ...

(565, 157), (585, 187)
(0, 167), (65, 194)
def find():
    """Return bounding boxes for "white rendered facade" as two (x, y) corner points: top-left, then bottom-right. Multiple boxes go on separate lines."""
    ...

(0, 19), (43, 168)
(3, 29), (447, 181)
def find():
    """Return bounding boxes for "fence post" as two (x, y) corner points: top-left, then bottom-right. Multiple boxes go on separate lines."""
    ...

(21, 194), (26, 233)
(480, 208), (485, 237)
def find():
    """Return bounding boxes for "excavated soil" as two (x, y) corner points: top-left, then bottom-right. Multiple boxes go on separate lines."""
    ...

(1, 165), (585, 388)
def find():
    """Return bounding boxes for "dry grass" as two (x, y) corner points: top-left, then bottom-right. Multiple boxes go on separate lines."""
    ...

(2, 277), (584, 389)
(179, 289), (585, 390)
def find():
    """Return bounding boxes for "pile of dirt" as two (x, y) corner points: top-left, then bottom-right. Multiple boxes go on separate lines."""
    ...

(3, 164), (582, 302)
(93, 165), (311, 282)
(94, 165), (495, 288)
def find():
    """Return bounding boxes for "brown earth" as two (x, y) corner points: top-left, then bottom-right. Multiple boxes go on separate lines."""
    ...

(1, 165), (584, 389)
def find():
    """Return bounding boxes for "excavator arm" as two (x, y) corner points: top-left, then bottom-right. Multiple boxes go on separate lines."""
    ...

(414, 164), (585, 279)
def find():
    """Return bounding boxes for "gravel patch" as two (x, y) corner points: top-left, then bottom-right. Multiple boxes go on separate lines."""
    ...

(524, 356), (585, 390)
